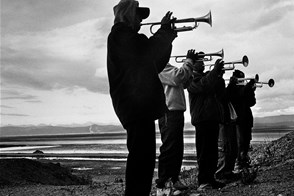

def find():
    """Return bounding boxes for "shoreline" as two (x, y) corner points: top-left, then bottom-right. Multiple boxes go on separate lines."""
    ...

(0, 140), (275, 163)
(0, 152), (198, 166)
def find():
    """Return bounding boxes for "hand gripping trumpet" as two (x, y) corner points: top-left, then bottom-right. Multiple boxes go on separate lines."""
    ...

(141, 11), (212, 34)
(170, 49), (224, 63)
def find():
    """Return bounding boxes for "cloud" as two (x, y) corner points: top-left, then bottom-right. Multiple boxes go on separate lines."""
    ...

(1, 0), (293, 126)
(249, 1), (294, 30)
(208, 0), (294, 35)
(0, 105), (14, 109)
(1, 89), (40, 102)
(1, 113), (30, 117)
(1, 95), (39, 100)
(1, 19), (111, 94)
(1, 0), (115, 34)
(25, 100), (42, 103)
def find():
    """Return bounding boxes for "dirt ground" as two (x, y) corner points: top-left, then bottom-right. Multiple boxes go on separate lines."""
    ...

(0, 131), (293, 196)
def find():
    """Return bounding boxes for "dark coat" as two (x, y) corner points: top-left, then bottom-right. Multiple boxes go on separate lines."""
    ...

(187, 69), (225, 126)
(219, 88), (233, 125)
(227, 82), (256, 127)
(107, 22), (176, 127)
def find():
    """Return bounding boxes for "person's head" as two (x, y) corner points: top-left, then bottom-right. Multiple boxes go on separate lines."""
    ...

(233, 69), (245, 78)
(193, 51), (205, 73)
(113, 0), (150, 32)
(232, 69), (245, 84)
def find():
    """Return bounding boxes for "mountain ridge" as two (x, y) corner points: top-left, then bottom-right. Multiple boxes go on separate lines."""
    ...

(0, 114), (293, 137)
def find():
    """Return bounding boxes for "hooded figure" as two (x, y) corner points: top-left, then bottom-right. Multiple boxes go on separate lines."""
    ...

(113, 0), (149, 28)
(108, 0), (177, 127)
(107, 1), (177, 195)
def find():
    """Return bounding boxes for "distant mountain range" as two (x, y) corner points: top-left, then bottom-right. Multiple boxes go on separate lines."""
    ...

(184, 114), (294, 128)
(254, 114), (294, 125)
(0, 124), (125, 137)
(0, 115), (293, 137)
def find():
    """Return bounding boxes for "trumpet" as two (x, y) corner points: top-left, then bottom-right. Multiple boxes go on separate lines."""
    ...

(222, 55), (249, 71)
(237, 74), (259, 84)
(141, 11), (212, 34)
(208, 55), (249, 71)
(170, 49), (224, 63)
(225, 74), (259, 84)
(255, 79), (275, 88)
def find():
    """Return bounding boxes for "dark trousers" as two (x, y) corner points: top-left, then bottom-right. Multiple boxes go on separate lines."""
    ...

(236, 124), (252, 166)
(156, 111), (184, 187)
(195, 121), (219, 185)
(124, 119), (156, 196)
(216, 123), (237, 178)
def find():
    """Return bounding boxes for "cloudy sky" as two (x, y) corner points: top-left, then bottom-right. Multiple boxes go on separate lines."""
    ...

(1, 0), (294, 126)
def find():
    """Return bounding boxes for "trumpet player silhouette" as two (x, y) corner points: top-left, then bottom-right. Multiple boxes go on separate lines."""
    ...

(107, 0), (177, 195)
(155, 49), (195, 196)
(227, 70), (256, 170)
(187, 54), (226, 191)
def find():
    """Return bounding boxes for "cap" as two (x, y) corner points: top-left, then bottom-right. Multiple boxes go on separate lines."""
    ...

(136, 7), (150, 19)
(233, 69), (245, 78)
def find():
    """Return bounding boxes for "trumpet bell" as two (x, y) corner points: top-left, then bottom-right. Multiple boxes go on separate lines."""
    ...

(254, 74), (259, 82)
(242, 55), (249, 67)
(170, 10), (212, 32)
(268, 79), (275, 87)
(221, 55), (249, 71)
(194, 10), (212, 27)
(255, 78), (275, 88)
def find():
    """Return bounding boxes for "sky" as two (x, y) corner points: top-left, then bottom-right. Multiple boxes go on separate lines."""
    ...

(1, 0), (294, 126)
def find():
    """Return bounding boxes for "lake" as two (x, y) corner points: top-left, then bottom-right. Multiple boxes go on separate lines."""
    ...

(0, 131), (290, 156)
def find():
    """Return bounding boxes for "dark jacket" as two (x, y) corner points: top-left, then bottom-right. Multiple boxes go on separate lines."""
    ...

(107, 22), (176, 127)
(227, 82), (256, 127)
(187, 69), (225, 126)
(219, 88), (233, 125)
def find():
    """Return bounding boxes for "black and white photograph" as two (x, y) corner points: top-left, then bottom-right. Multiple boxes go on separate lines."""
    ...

(1, 0), (294, 195)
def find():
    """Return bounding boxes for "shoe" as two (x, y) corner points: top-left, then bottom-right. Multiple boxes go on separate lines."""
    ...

(156, 180), (174, 196)
(173, 180), (188, 191)
(236, 154), (251, 169)
(235, 162), (252, 173)
(197, 183), (212, 191)
(156, 187), (172, 196)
